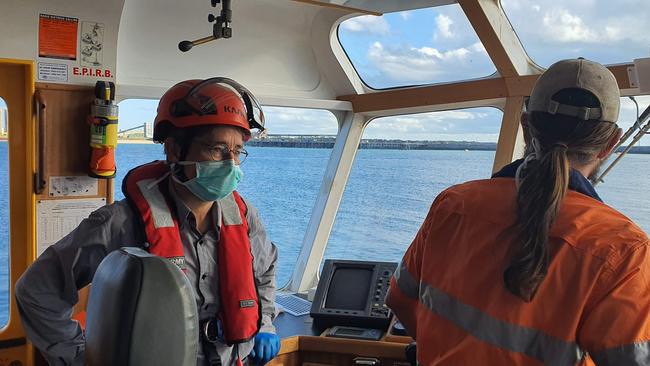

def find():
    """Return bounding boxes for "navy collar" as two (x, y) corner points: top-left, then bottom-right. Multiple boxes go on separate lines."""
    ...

(492, 158), (603, 202)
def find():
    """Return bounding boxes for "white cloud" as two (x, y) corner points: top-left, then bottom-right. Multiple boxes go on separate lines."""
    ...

(542, 9), (598, 43)
(435, 14), (454, 38)
(263, 107), (338, 135)
(398, 11), (412, 20)
(371, 118), (426, 133)
(364, 108), (502, 141)
(366, 41), (487, 82)
(501, 0), (650, 66)
(339, 5), (496, 87)
(340, 15), (390, 35)
(471, 42), (487, 53)
(604, 26), (623, 42)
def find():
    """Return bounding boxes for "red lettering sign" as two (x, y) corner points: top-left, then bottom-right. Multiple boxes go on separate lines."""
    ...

(71, 67), (113, 78)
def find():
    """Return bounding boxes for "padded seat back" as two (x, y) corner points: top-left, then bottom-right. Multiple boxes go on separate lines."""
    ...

(85, 247), (198, 366)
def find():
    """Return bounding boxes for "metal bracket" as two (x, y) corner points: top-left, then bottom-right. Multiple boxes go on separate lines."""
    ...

(628, 65), (639, 88)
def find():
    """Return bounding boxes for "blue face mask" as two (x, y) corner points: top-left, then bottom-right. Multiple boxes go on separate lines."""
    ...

(173, 160), (243, 201)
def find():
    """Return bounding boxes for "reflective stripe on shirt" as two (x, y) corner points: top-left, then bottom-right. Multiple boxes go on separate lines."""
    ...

(395, 263), (584, 366)
(592, 341), (650, 366)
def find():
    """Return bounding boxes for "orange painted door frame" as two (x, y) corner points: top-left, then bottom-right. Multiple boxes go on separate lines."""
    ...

(0, 59), (37, 366)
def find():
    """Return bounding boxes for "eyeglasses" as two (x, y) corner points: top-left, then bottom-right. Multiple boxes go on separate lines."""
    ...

(195, 141), (248, 164)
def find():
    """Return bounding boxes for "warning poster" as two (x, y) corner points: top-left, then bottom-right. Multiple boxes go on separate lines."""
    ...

(38, 14), (78, 60)
(80, 22), (105, 67)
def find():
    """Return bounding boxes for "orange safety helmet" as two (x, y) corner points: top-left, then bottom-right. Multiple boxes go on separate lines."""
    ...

(153, 77), (265, 142)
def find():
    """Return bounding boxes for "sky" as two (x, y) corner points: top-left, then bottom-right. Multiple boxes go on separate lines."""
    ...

(0, 97), (8, 132)
(6, 1), (650, 143)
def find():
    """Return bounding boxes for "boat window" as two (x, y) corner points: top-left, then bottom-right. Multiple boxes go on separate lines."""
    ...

(114, 98), (165, 198)
(325, 107), (502, 264)
(241, 107), (338, 286)
(116, 101), (338, 286)
(337, 4), (496, 89)
(0, 97), (9, 328)
(501, 0), (650, 67)
(597, 96), (650, 233)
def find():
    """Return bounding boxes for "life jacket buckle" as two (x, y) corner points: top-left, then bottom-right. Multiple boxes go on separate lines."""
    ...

(202, 318), (224, 344)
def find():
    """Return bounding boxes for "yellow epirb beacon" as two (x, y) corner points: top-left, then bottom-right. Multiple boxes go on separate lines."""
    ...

(88, 81), (118, 178)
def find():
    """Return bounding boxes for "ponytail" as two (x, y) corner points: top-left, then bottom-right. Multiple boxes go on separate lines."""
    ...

(505, 88), (619, 302)
(504, 142), (569, 301)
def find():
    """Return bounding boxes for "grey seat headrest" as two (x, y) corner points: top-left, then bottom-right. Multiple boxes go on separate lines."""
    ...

(85, 247), (198, 366)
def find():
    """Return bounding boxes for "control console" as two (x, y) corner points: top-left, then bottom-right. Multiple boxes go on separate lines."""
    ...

(369, 265), (394, 319)
(310, 259), (398, 331)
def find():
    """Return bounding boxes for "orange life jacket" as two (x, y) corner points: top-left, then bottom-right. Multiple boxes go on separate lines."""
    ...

(123, 160), (261, 344)
(390, 178), (649, 365)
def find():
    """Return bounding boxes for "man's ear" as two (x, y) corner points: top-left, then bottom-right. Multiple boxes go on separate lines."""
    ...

(597, 127), (623, 159)
(164, 137), (181, 163)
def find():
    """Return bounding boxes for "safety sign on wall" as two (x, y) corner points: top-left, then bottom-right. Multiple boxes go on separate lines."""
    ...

(37, 62), (68, 82)
(80, 21), (105, 67)
(49, 175), (99, 197)
(38, 14), (78, 60)
(36, 198), (105, 256)
(37, 13), (114, 83)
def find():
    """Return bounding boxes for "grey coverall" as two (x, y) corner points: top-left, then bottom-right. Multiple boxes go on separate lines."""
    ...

(15, 182), (278, 366)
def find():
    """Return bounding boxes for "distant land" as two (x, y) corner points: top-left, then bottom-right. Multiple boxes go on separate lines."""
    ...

(246, 135), (650, 154)
(4, 136), (647, 154)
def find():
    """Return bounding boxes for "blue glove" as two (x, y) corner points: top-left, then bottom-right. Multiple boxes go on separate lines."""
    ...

(249, 332), (280, 365)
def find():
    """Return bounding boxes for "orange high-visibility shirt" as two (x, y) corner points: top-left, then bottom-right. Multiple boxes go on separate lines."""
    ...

(390, 178), (649, 365)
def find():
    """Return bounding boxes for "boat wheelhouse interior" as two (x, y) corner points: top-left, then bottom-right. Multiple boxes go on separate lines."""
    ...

(0, 0), (649, 364)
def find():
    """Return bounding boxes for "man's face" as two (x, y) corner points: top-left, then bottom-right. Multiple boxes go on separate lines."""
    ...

(173, 125), (245, 180)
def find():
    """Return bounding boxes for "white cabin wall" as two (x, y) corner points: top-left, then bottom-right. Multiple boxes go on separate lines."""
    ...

(0, 0), (123, 85)
(117, 0), (344, 101)
(309, 10), (363, 97)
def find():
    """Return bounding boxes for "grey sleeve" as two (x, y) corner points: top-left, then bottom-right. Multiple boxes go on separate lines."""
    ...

(14, 200), (144, 366)
(245, 199), (278, 334)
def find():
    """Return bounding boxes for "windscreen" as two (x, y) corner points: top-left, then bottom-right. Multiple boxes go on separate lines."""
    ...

(324, 266), (373, 310)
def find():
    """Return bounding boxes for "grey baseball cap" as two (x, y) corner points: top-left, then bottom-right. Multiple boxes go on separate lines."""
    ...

(528, 58), (620, 122)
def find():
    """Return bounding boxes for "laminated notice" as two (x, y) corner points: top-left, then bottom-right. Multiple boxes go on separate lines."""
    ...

(38, 62), (68, 82)
(49, 176), (98, 197)
(38, 14), (79, 60)
(36, 198), (105, 256)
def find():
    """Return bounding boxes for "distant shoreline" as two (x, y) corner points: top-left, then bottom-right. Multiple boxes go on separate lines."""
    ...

(247, 140), (650, 154)
(117, 139), (154, 144)
(2, 138), (649, 154)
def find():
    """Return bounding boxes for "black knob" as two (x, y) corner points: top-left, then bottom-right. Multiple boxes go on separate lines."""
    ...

(178, 41), (193, 52)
